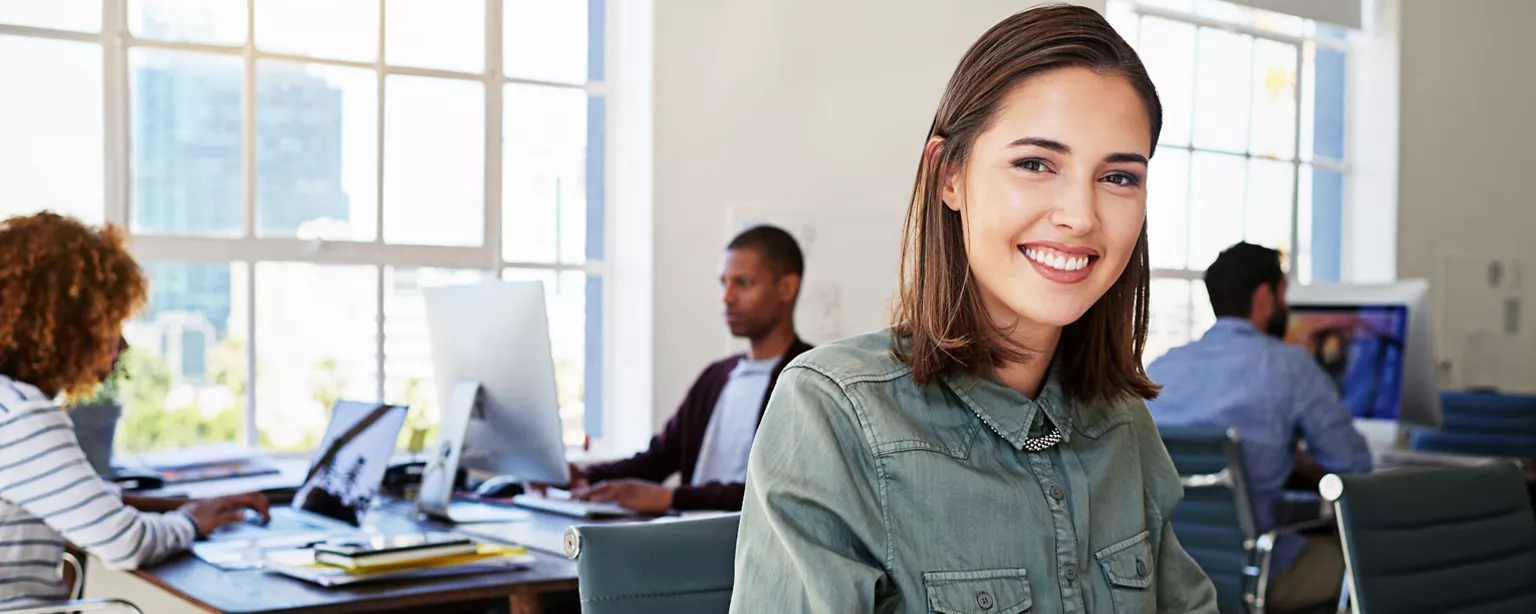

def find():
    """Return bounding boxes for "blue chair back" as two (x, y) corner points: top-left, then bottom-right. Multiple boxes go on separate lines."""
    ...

(1412, 391), (1536, 457)
(1322, 462), (1536, 613)
(1160, 426), (1258, 614)
(567, 514), (740, 614)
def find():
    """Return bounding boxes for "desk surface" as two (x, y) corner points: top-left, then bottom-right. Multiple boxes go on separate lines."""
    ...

(131, 501), (589, 614)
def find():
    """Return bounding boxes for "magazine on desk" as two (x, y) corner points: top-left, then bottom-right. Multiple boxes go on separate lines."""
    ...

(264, 543), (534, 587)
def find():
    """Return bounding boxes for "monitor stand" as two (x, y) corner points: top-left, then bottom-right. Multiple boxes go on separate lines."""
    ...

(416, 381), (532, 524)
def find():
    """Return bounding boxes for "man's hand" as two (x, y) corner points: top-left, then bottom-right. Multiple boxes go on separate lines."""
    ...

(525, 463), (588, 496)
(177, 492), (270, 536)
(573, 479), (673, 514)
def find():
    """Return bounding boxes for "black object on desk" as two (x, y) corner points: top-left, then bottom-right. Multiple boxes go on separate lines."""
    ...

(112, 472), (166, 492)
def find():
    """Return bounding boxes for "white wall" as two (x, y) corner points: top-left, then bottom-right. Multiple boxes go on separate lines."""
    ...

(651, 0), (1104, 427)
(1398, 0), (1536, 391)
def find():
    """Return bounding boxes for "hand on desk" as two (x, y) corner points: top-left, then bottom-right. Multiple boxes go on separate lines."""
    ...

(179, 492), (271, 536)
(572, 479), (673, 515)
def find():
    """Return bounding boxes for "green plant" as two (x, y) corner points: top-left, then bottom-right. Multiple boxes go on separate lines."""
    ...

(75, 360), (130, 407)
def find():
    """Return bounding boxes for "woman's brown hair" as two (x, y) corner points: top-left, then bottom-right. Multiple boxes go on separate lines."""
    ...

(892, 4), (1162, 404)
(0, 212), (148, 400)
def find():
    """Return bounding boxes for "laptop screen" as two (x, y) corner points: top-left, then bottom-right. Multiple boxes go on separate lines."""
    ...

(1284, 304), (1409, 421)
(291, 401), (408, 526)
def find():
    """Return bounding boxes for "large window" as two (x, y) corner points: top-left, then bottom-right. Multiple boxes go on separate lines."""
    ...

(0, 0), (609, 455)
(1108, 0), (1350, 362)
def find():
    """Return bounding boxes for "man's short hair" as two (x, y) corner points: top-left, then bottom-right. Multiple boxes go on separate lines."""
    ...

(1204, 242), (1285, 318)
(727, 225), (804, 278)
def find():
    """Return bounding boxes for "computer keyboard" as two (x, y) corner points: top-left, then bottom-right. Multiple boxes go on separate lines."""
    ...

(511, 495), (637, 519)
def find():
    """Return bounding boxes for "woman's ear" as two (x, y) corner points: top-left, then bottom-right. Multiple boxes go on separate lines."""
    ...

(925, 137), (962, 212)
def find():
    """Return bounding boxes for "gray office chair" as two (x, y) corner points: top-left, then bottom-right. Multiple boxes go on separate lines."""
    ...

(1322, 462), (1536, 614)
(564, 514), (740, 614)
(1160, 427), (1333, 614)
(0, 553), (144, 614)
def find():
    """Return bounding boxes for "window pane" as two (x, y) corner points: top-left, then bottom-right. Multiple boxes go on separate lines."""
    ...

(504, 0), (588, 84)
(501, 269), (588, 447)
(257, 62), (377, 241)
(1245, 158), (1294, 254)
(1106, 2), (1138, 48)
(1197, 0), (1305, 36)
(503, 84), (588, 264)
(256, 0), (378, 63)
(1187, 151), (1246, 269)
(383, 75), (484, 246)
(119, 262), (248, 455)
(1191, 280), (1216, 339)
(130, 49), (243, 236)
(255, 264), (379, 452)
(382, 267), (488, 452)
(1311, 46), (1346, 161)
(1147, 147), (1190, 270)
(384, 0), (484, 73)
(0, 0), (99, 31)
(1192, 27), (1252, 153)
(1138, 17), (1195, 147)
(1308, 166), (1344, 283)
(1146, 278), (1192, 366)
(130, 0), (246, 46)
(0, 36), (103, 223)
(1250, 39), (1298, 159)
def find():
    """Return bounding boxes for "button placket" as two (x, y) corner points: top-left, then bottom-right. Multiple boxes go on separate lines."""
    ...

(1025, 450), (1085, 614)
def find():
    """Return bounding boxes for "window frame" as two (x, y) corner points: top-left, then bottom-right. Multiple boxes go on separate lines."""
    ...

(0, 0), (617, 453)
(1113, 0), (1353, 356)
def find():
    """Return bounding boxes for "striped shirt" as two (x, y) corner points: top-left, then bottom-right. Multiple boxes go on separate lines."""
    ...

(0, 374), (196, 603)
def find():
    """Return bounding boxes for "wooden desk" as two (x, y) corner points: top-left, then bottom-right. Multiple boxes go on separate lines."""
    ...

(105, 502), (589, 614)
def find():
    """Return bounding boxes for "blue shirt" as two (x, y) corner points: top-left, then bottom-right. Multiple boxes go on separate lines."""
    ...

(1146, 318), (1373, 572)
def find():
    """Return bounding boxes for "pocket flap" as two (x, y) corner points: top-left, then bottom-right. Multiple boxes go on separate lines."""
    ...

(1094, 531), (1155, 589)
(922, 568), (1032, 614)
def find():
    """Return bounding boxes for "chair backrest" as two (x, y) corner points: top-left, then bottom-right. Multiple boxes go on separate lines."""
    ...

(1159, 426), (1257, 614)
(1437, 391), (1536, 436)
(1322, 462), (1536, 614)
(1410, 430), (1536, 458)
(567, 514), (740, 614)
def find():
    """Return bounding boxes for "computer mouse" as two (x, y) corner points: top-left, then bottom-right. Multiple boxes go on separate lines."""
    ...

(473, 476), (525, 499)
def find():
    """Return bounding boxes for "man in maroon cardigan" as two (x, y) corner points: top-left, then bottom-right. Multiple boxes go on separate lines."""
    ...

(564, 226), (812, 513)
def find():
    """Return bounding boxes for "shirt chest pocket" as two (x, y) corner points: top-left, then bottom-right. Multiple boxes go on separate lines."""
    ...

(1094, 531), (1155, 613)
(923, 568), (1033, 614)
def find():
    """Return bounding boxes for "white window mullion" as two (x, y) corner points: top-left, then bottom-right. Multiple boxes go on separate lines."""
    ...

(1288, 43), (1306, 280)
(242, 0), (260, 447)
(485, 0), (504, 268)
(373, 0), (389, 405)
(103, 0), (129, 227)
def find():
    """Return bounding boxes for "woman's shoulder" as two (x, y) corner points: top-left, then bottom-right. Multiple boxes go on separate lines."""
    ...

(785, 330), (911, 387)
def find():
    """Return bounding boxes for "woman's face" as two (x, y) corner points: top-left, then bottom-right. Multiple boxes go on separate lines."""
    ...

(943, 66), (1151, 334)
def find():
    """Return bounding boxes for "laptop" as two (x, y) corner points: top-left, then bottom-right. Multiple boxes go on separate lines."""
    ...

(215, 400), (409, 537)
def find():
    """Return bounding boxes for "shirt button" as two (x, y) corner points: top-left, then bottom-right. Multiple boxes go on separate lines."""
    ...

(1049, 485), (1065, 501)
(976, 592), (995, 610)
(1064, 564), (1079, 583)
(1136, 558), (1149, 577)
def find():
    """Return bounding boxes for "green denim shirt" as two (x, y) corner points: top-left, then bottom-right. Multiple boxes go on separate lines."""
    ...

(730, 331), (1218, 614)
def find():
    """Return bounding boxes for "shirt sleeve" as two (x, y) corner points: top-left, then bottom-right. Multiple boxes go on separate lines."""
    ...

(729, 366), (890, 614)
(1287, 352), (1374, 475)
(0, 407), (197, 570)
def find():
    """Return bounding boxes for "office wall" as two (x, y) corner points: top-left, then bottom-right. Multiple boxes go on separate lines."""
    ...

(1398, 0), (1536, 392)
(651, 0), (1105, 427)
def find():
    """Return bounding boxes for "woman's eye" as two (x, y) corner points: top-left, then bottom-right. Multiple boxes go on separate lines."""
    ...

(1014, 158), (1049, 173)
(1102, 172), (1142, 188)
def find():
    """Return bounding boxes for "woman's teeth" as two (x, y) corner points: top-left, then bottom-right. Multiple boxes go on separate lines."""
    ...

(1023, 247), (1090, 272)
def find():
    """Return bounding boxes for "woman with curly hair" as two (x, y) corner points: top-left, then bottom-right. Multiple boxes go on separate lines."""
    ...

(0, 212), (269, 604)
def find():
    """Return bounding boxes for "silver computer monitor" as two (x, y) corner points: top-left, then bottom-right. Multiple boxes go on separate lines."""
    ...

(1286, 279), (1442, 431)
(423, 281), (568, 484)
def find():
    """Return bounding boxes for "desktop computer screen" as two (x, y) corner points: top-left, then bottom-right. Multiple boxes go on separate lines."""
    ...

(1285, 304), (1409, 421)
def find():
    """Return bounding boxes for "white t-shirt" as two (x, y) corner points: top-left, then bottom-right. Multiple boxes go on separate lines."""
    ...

(691, 357), (777, 486)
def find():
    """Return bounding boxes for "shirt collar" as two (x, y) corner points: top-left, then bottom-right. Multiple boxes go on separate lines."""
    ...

(1209, 316), (1260, 336)
(941, 364), (1073, 450)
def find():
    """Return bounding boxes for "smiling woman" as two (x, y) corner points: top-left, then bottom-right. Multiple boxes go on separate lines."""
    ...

(730, 6), (1218, 614)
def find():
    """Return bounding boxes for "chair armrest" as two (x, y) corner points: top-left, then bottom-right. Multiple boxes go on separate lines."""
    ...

(0, 598), (144, 614)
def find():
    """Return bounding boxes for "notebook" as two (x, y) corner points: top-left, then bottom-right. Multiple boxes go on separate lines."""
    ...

(313, 532), (477, 569)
